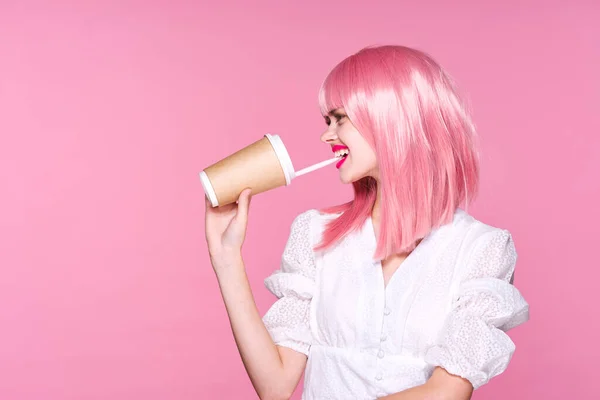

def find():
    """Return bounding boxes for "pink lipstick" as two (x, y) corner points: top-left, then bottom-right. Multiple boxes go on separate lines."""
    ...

(332, 145), (349, 153)
(332, 145), (349, 169)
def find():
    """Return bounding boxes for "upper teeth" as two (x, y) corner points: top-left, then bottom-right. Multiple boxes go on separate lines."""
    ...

(335, 149), (349, 157)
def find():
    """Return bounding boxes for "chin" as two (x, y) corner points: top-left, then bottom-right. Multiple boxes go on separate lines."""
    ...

(339, 163), (374, 184)
(340, 170), (362, 184)
(338, 170), (352, 184)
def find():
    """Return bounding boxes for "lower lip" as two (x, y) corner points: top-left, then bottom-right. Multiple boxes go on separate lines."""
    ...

(336, 156), (348, 169)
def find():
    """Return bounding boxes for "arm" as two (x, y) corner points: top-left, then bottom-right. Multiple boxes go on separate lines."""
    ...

(378, 367), (473, 400)
(215, 256), (307, 400)
(205, 190), (306, 400)
(383, 229), (529, 399)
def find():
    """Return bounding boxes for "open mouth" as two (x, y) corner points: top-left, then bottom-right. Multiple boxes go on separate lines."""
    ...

(332, 145), (349, 159)
(332, 145), (349, 168)
(334, 149), (349, 158)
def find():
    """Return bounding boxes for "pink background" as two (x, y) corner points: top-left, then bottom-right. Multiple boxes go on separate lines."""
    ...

(1, 1), (598, 399)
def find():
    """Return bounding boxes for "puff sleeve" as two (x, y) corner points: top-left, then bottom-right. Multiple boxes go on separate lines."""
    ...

(262, 210), (317, 356)
(424, 228), (530, 389)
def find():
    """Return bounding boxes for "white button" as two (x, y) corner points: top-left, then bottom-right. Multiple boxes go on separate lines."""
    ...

(375, 372), (383, 381)
(381, 334), (387, 341)
(378, 349), (385, 358)
(384, 307), (391, 316)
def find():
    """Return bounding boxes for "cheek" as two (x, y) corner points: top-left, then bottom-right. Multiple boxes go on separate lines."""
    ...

(349, 152), (377, 180)
(369, 153), (378, 169)
(365, 147), (378, 167)
(344, 155), (370, 180)
(351, 150), (375, 169)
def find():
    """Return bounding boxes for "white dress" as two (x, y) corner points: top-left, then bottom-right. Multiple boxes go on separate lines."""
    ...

(262, 208), (529, 400)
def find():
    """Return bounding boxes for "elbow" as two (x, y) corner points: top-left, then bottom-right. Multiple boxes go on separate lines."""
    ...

(257, 386), (294, 400)
(428, 367), (473, 400)
(258, 392), (292, 400)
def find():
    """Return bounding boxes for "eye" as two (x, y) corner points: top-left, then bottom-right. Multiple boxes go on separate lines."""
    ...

(325, 114), (347, 126)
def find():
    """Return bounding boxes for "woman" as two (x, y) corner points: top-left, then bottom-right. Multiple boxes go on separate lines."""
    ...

(204, 45), (529, 400)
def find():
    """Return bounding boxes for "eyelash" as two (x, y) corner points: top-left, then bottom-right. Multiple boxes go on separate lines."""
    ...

(326, 115), (345, 125)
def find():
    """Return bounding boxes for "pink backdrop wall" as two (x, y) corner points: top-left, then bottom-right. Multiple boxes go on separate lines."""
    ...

(1, 1), (598, 399)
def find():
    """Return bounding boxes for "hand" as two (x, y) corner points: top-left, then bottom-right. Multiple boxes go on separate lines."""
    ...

(204, 188), (252, 269)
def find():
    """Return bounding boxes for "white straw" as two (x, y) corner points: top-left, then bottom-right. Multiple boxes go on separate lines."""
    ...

(294, 156), (341, 177)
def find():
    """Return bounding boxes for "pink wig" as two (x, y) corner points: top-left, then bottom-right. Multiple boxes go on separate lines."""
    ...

(315, 45), (480, 260)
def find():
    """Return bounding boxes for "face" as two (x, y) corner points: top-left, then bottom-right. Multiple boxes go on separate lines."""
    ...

(320, 108), (378, 183)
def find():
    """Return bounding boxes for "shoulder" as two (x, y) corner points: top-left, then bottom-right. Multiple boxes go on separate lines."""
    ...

(289, 208), (319, 227)
(288, 208), (339, 238)
(451, 209), (517, 281)
(453, 209), (515, 251)
(277, 208), (341, 275)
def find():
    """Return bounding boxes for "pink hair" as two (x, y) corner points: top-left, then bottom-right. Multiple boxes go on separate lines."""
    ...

(314, 45), (480, 260)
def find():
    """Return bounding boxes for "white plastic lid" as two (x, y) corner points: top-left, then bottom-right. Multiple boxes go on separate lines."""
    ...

(265, 133), (296, 185)
(199, 170), (219, 207)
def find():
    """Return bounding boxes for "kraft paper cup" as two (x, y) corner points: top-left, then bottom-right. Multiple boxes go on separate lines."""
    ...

(200, 134), (296, 207)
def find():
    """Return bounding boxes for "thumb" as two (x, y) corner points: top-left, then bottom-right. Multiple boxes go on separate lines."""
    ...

(235, 188), (252, 223)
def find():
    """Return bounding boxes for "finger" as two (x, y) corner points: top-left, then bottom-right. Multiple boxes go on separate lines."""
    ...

(204, 195), (212, 220)
(235, 188), (252, 223)
(205, 195), (220, 217)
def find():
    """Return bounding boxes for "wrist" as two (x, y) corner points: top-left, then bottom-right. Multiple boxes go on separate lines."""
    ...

(211, 251), (244, 274)
(213, 256), (250, 295)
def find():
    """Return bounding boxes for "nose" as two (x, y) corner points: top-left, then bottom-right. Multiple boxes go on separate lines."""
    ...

(320, 127), (338, 144)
